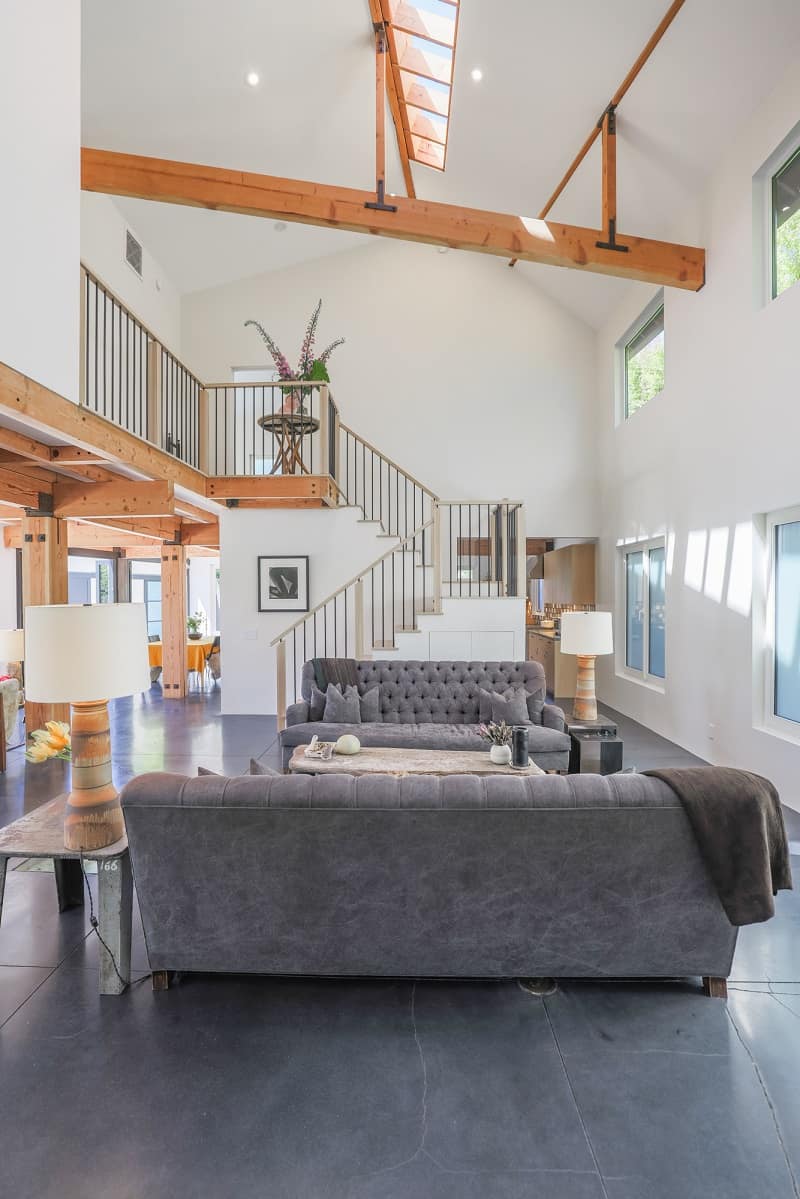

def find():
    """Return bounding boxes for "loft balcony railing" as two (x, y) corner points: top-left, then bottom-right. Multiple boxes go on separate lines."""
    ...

(79, 264), (342, 484)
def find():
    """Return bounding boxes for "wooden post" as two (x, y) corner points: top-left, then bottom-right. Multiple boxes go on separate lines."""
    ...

(147, 339), (162, 448)
(21, 514), (69, 730)
(375, 27), (387, 202)
(515, 503), (527, 602)
(355, 578), (366, 659)
(318, 384), (329, 480)
(431, 503), (442, 614)
(198, 388), (209, 474)
(499, 504), (509, 596)
(160, 544), (187, 699)
(601, 107), (617, 238)
(276, 639), (287, 732)
(702, 976), (728, 999)
(79, 266), (88, 406)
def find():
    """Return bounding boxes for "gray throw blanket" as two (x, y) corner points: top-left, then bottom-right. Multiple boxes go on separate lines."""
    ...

(644, 767), (793, 926)
(312, 657), (359, 693)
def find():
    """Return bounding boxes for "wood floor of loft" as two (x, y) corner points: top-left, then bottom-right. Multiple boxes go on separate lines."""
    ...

(206, 475), (339, 508)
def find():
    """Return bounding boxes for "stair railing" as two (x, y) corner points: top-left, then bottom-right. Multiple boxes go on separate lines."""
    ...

(338, 422), (438, 538)
(436, 500), (526, 600)
(272, 517), (435, 727)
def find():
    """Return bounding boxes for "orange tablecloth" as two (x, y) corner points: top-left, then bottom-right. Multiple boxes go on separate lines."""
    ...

(148, 638), (213, 673)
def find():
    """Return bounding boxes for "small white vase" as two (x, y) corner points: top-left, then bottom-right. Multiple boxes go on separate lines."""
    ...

(489, 744), (512, 766)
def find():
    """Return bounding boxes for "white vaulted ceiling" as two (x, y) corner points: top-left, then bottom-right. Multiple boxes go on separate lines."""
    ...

(81, 0), (800, 322)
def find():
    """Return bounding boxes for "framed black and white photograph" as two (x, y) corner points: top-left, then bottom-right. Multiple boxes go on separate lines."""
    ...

(257, 555), (309, 613)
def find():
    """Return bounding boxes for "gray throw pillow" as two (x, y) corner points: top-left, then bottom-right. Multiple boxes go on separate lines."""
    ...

(197, 766), (220, 776)
(479, 686), (536, 725)
(249, 759), (281, 776)
(359, 685), (381, 722)
(489, 688), (531, 726)
(526, 690), (545, 725)
(322, 683), (362, 723)
(310, 685), (327, 722)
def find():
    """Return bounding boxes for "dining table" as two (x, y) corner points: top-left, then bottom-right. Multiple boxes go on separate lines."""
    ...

(147, 637), (214, 674)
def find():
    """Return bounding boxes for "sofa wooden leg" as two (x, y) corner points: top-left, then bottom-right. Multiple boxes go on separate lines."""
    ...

(702, 976), (727, 999)
(151, 970), (170, 992)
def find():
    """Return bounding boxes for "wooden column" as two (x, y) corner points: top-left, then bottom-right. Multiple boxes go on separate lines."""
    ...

(601, 107), (617, 238)
(21, 514), (69, 730)
(160, 544), (187, 699)
(375, 27), (387, 201)
(147, 339), (162, 448)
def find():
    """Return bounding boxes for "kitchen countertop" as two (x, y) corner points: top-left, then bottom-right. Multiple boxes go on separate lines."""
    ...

(526, 626), (561, 641)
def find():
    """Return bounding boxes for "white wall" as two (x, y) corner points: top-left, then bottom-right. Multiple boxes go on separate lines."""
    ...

(0, 542), (18, 631)
(188, 557), (220, 635)
(594, 58), (800, 811)
(80, 193), (183, 354)
(220, 507), (396, 714)
(182, 239), (599, 533)
(0, 1), (80, 400)
(393, 597), (526, 663)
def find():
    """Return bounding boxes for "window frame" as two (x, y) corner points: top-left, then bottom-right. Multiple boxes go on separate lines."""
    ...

(617, 536), (667, 689)
(761, 503), (800, 741)
(615, 291), (665, 424)
(771, 143), (800, 300)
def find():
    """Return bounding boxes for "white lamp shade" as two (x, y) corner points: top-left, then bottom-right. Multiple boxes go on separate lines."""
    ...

(0, 628), (25, 661)
(560, 611), (614, 657)
(24, 604), (151, 704)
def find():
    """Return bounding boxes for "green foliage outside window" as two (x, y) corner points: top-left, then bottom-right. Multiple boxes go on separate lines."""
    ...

(775, 207), (800, 297)
(625, 307), (664, 418)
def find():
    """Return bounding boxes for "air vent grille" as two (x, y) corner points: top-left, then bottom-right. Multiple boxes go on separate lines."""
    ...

(125, 229), (143, 278)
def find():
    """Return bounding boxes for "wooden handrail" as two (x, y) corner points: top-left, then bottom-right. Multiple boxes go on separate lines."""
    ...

(339, 422), (439, 501)
(271, 517), (435, 646)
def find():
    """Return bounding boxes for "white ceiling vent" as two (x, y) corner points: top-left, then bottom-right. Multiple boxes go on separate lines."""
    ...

(125, 229), (143, 278)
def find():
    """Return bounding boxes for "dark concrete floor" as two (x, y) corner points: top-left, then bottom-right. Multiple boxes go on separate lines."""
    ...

(0, 689), (798, 1199)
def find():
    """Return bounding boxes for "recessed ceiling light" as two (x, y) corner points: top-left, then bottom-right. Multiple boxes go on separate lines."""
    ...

(246, 71), (260, 87)
(274, 222), (287, 232)
(471, 67), (483, 82)
(438, 246), (449, 254)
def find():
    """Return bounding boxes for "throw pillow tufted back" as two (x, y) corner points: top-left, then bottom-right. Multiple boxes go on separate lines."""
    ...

(300, 660), (546, 725)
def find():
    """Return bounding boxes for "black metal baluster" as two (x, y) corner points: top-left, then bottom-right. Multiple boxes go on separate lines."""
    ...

(344, 587), (349, 656)
(449, 505), (453, 599)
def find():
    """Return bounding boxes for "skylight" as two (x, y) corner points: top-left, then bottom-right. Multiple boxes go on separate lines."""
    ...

(383, 0), (460, 172)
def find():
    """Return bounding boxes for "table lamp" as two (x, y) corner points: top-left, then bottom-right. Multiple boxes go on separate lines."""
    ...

(0, 628), (25, 672)
(24, 604), (150, 851)
(559, 611), (613, 722)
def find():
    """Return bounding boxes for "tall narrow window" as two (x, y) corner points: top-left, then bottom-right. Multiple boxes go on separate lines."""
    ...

(772, 146), (800, 298)
(622, 540), (666, 683)
(624, 305), (664, 418)
(773, 518), (800, 723)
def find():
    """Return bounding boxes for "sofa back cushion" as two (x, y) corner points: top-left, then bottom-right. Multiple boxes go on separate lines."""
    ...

(301, 660), (546, 725)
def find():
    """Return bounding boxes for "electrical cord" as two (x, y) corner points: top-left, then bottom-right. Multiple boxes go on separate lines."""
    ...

(77, 854), (149, 990)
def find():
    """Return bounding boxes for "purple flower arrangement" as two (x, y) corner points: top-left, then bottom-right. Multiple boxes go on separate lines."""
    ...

(244, 299), (344, 385)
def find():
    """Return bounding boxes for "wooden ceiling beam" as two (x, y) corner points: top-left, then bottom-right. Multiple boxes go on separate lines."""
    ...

(0, 468), (49, 509)
(81, 148), (705, 290)
(76, 516), (182, 540)
(174, 498), (217, 523)
(179, 521), (220, 548)
(53, 480), (175, 519)
(49, 447), (106, 465)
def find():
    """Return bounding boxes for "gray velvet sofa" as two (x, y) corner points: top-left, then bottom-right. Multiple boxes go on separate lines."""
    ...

(279, 660), (571, 771)
(121, 769), (738, 990)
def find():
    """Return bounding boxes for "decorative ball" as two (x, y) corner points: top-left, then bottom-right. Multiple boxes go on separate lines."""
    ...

(335, 734), (361, 756)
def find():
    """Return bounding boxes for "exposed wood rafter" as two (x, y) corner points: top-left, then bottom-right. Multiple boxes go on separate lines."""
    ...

(367, 0), (416, 198)
(509, 0), (687, 265)
(81, 148), (705, 290)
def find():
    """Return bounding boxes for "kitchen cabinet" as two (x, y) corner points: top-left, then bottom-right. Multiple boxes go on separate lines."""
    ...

(526, 628), (578, 699)
(541, 543), (596, 607)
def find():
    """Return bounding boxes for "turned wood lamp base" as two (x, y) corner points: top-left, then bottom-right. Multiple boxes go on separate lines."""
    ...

(572, 654), (598, 722)
(64, 700), (124, 851)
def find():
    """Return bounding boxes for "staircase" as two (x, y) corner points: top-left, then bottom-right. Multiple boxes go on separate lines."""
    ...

(273, 422), (525, 724)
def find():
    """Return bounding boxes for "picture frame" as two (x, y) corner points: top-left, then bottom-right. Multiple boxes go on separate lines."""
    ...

(257, 555), (309, 614)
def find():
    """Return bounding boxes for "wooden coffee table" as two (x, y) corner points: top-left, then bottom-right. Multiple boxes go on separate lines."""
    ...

(288, 745), (544, 777)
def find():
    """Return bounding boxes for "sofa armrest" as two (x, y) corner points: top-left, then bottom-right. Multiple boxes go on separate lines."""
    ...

(285, 701), (310, 727)
(542, 702), (567, 732)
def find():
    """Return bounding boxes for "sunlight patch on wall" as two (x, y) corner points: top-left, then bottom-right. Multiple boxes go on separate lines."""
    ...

(684, 529), (708, 592)
(727, 522), (753, 617)
(704, 527), (730, 603)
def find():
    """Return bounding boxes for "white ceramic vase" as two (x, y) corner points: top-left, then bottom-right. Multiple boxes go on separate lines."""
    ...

(489, 744), (512, 766)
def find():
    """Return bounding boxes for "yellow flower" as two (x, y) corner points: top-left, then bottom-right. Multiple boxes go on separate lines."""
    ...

(44, 721), (71, 751)
(26, 740), (57, 763)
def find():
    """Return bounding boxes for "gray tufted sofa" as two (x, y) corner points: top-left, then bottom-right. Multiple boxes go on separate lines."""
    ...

(278, 660), (571, 771)
(121, 769), (738, 988)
